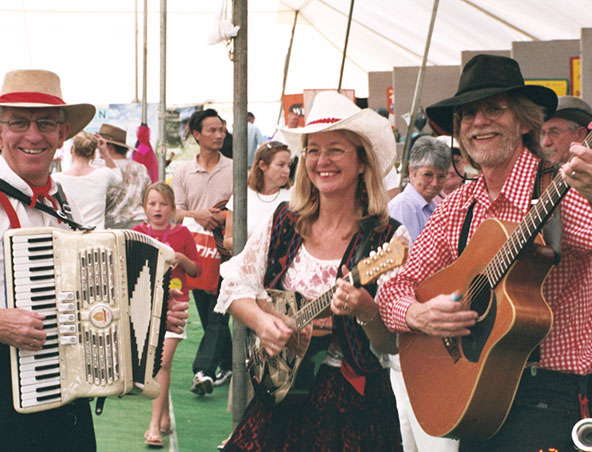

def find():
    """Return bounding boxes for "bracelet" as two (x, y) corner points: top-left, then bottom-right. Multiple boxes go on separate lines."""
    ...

(356, 308), (378, 327)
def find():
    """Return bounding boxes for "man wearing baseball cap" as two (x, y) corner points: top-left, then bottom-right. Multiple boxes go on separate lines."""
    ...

(0, 70), (187, 451)
(542, 95), (592, 163)
(376, 54), (592, 451)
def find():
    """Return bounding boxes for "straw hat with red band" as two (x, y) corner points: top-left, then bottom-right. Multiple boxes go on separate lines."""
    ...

(0, 69), (96, 139)
(281, 90), (396, 176)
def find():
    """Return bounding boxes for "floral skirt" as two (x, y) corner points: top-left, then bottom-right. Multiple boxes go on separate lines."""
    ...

(223, 365), (402, 452)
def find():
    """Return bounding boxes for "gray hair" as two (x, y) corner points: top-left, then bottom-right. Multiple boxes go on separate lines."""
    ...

(409, 136), (451, 171)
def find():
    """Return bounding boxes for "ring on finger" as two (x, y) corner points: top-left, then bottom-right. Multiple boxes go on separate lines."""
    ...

(570, 170), (577, 179)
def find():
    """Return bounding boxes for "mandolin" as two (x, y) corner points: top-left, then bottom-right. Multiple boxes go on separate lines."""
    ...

(246, 236), (407, 404)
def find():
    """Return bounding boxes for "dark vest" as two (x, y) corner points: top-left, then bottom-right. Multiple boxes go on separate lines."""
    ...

(263, 202), (401, 376)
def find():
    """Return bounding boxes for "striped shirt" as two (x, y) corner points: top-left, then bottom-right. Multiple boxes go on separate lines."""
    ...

(376, 147), (592, 374)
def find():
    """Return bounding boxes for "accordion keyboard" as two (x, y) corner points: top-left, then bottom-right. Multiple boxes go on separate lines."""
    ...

(5, 228), (174, 413)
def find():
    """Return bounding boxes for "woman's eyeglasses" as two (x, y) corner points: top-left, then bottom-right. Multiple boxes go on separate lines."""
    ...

(302, 146), (352, 161)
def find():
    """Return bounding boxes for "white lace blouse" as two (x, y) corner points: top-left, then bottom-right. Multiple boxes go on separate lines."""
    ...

(215, 213), (410, 367)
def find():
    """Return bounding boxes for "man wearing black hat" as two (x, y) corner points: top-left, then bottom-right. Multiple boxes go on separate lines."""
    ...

(542, 95), (592, 164)
(376, 54), (592, 451)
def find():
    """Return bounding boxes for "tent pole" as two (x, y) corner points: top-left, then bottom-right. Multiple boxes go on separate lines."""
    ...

(399, 0), (439, 189)
(277, 9), (299, 125)
(133, 0), (139, 103)
(141, 0), (148, 124)
(231, 0), (249, 429)
(337, 0), (355, 92)
(157, 0), (167, 182)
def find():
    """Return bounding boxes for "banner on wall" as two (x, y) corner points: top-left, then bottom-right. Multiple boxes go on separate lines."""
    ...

(525, 79), (569, 97)
(282, 94), (305, 127)
(570, 57), (581, 97)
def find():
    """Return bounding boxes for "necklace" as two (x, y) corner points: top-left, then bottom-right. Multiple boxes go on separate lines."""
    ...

(256, 190), (281, 203)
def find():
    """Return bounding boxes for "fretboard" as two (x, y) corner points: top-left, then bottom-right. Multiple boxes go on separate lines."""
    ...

(485, 131), (592, 287)
(294, 268), (360, 330)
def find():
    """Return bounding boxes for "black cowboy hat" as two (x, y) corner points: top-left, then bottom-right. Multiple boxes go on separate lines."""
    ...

(426, 54), (558, 134)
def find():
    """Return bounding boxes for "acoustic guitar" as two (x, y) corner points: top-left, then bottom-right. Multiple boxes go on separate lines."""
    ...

(398, 147), (587, 440)
(245, 236), (407, 405)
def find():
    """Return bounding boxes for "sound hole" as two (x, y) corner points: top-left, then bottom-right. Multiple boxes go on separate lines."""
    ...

(461, 274), (497, 363)
(469, 274), (492, 321)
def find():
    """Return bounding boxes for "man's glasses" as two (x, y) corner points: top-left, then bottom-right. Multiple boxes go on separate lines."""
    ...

(459, 104), (510, 124)
(540, 127), (576, 139)
(0, 118), (63, 133)
(302, 146), (353, 161)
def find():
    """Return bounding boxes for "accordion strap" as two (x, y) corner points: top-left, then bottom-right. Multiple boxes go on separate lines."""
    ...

(0, 178), (93, 231)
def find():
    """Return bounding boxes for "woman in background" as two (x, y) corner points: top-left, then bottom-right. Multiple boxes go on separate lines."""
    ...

(223, 140), (292, 251)
(53, 131), (121, 229)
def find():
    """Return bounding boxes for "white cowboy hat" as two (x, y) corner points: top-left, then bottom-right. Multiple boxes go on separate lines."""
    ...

(281, 91), (396, 176)
(0, 69), (96, 139)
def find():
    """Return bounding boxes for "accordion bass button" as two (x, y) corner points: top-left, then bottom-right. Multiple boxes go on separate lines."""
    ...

(57, 303), (76, 312)
(59, 336), (78, 345)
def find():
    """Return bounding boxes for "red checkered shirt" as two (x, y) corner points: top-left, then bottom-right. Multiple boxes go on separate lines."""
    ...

(377, 148), (592, 375)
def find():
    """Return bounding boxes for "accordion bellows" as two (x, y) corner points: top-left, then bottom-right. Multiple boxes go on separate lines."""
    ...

(4, 227), (175, 413)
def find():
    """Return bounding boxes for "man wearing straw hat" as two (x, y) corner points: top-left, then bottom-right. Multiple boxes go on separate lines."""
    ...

(376, 54), (592, 450)
(0, 70), (188, 451)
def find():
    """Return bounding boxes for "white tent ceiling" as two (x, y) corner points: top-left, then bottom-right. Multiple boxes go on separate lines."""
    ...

(1, 1), (591, 135)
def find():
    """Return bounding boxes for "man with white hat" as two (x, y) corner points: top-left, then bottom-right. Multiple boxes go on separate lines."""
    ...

(542, 95), (592, 163)
(0, 70), (188, 451)
(376, 54), (592, 451)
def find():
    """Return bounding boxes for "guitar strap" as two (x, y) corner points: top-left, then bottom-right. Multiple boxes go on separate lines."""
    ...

(458, 160), (561, 258)
(458, 159), (561, 365)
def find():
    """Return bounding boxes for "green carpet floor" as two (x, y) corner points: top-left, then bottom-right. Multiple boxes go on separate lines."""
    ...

(93, 303), (233, 452)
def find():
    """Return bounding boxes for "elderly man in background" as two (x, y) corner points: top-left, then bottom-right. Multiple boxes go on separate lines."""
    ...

(99, 123), (151, 229)
(541, 95), (592, 164)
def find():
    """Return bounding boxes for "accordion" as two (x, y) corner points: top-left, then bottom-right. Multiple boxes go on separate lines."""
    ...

(3, 227), (175, 414)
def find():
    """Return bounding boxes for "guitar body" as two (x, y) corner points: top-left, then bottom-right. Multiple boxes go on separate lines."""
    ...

(399, 218), (554, 440)
(245, 289), (309, 405)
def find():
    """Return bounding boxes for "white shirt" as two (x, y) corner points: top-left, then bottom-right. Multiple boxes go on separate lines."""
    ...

(53, 166), (122, 229)
(0, 156), (83, 308)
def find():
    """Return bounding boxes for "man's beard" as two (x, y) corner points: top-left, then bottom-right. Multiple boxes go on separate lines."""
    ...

(461, 123), (523, 169)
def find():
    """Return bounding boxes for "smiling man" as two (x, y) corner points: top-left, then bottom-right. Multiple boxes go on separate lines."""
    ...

(0, 70), (189, 452)
(376, 54), (592, 451)
(0, 69), (97, 452)
(541, 95), (592, 164)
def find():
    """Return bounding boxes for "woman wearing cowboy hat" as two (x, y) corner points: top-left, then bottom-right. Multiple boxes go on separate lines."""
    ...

(215, 91), (407, 451)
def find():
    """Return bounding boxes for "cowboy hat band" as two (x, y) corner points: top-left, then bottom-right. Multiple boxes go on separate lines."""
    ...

(280, 91), (396, 176)
(426, 54), (557, 134)
(0, 69), (96, 139)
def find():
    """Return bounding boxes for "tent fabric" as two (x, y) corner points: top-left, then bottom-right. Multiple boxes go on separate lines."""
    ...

(0, 1), (590, 135)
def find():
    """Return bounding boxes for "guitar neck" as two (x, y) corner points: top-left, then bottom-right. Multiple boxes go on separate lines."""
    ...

(293, 268), (360, 330)
(485, 158), (583, 288)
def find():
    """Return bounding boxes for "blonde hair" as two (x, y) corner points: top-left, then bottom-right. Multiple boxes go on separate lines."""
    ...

(143, 182), (176, 215)
(289, 129), (389, 239)
(72, 131), (98, 159)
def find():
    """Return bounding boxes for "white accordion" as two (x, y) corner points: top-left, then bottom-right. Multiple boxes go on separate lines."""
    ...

(4, 227), (175, 414)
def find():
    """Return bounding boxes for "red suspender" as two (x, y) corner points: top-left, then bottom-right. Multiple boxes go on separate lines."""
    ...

(0, 191), (21, 228)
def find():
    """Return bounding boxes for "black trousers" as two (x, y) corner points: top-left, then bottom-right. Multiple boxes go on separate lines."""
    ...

(0, 400), (96, 452)
(192, 288), (232, 377)
(460, 368), (587, 452)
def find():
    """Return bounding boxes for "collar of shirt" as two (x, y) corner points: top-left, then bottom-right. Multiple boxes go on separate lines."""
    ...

(0, 156), (58, 199)
(189, 152), (230, 174)
(461, 147), (538, 217)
